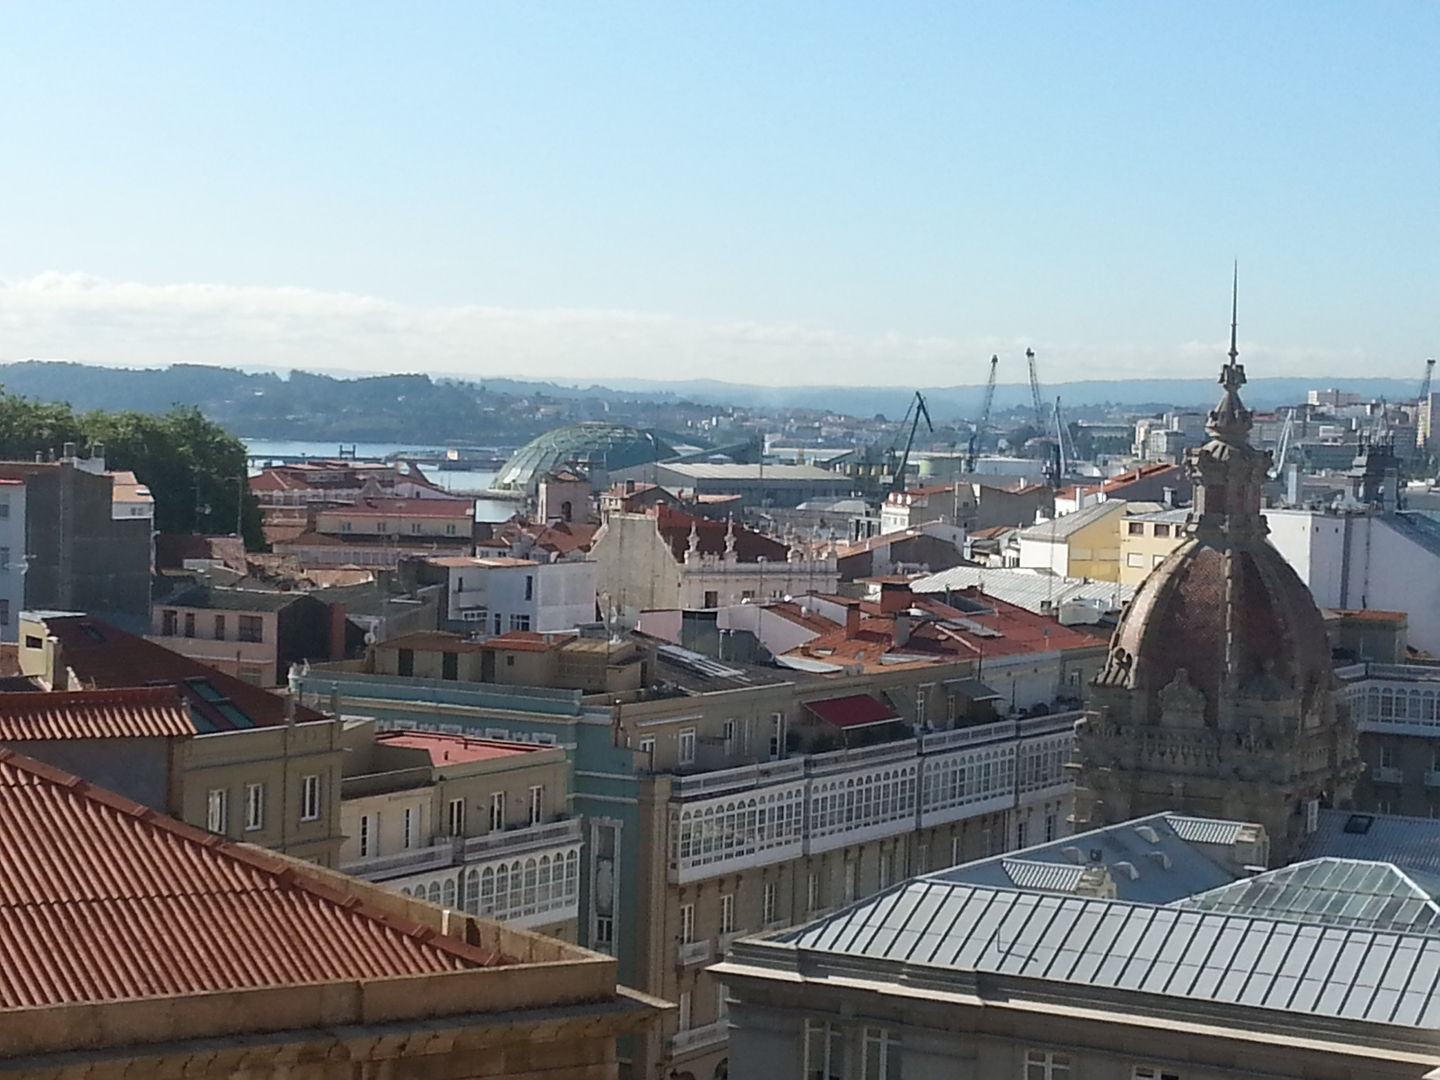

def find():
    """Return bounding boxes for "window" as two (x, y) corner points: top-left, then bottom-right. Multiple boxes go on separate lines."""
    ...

(720, 892), (735, 935)
(238, 615), (263, 643)
(722, 718), (736, 756)
(162, 609), (178, 636)
(0, 599), (8, 626)
(0, 547), (9, 570)
(529, 784), (544, 826)
(951, 836), (964, 866)
(1152, 553), (1166, 567)
(804, 1020), (845, 1080)
(494, 613), (503, 635)
(299, 774), (321, 822)
(769, 712), (786, 759)
(807, 871), (821, 912)
(213, 614), (225, 640)
(490, 791), (505, 831)
(762, 880), (777, 924)
(1132, 1069), (1182, 1080)
(862, 1028), (901, 1080)
(680, 902), (695, 943)
(0, 502), (8, 518)
(23, 635), (40, 650)
(376, 521), (386, 532)
(1026, 1050), (1071, 1079)
(206, 789), (227, 833)
(403, 806), (416, 849)
(525, 575), (533, 601)
(1016, 819), (1028, 849)
(1381, 745), (1398, 769)
(442, 651), (458, 680)
(595, 914), (614, 946)
(358, 814), (372, 856)
(245, 783), (264, 831)
(1127, 521), (1144, 535)
(638, 736), (655, 759)
(879, 850), (893, 888)
(678, 990), (692, 1032)
(397, 648), (414, 677)
(703, 590), (719, 608)
(341, 521), (352, 532)
(844, 861), (857, 903)
(1126, 552), (1146, 568)
(411, 522), (422, 534)
(183, 612), (195, 638)
(448, 797), (465, 836)
(1154, 523), (1171, 538)
(678, 728), (696, 766)
(510, 613), (532, 632)
(1045, 811), (1058, 843)
(445, 523), (457, 535)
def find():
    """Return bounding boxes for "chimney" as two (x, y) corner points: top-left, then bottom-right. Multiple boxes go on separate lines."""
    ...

(845, 604), (860, 637)
(62, 442), (76, 462)
(625, 479), (636, 494)
(878, 581), (912, 615)
(895, 613), (912, 649)
(91, 441), (106, 473)
(1162, 486), (1176, 508)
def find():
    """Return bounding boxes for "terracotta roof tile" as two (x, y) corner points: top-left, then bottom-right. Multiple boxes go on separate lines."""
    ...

(0, 687), (192, 741)
(483, 630), (569, 652)
(0, 749), (509, 1009)
(35, 616), (324, 730)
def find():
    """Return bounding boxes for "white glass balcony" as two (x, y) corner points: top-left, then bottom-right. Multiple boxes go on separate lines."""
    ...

(677, 938), (714, 966)
(670, 1018), (729, 1056)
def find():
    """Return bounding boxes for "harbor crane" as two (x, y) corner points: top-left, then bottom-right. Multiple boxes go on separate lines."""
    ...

(1026, 347), (1047, 430)
(1052, 396), (1077, 479)
(1268, 408), (1297, 479)
(888, 391), (933, 495)
(965, 355), (1000, 472)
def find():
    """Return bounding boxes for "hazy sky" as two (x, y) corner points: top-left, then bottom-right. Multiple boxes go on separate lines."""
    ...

(2, 3), (1436, 387)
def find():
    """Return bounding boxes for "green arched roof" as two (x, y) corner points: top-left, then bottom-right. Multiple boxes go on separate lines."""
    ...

(494, 422), (674, 492)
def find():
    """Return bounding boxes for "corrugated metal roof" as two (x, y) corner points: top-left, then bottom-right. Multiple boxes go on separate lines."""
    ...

(0, 688), (193, 741)
(1001, 859), (1086, 893)
(0, 749), (510, 1008)
(776, 877), (1440, 1027)
(1301, 809), (1440, 882)
(1168, 816), (1244, 846)
(1017, 501), (1126, 541)
(909, 565), (1134, 615)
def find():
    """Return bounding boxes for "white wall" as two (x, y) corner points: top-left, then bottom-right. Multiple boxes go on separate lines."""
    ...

(0, 484), (26, 643)
(449, 561), (598, 634)
(1017, 536), (1069, 577)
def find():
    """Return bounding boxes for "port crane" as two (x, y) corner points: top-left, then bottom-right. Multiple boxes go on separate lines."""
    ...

(888, 391), (933, 494)
(1051, 396), (1077, 479)
(1268, 408), (1297, 479)
(965, 355), (1000, 472)
(1026, 347), (1047, 430)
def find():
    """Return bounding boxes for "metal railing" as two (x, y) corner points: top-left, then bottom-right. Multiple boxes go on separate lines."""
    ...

(341, 839), (457, 879)
(340, 818), (581, 881)
(677, 938), (714, 967)
(461, 817), (581, 859)
(1371, 765), (1404, 784)
(670, 1019), (730, 1056)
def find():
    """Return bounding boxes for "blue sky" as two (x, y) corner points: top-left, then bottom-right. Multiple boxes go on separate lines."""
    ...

(1, 2), (1436, 386)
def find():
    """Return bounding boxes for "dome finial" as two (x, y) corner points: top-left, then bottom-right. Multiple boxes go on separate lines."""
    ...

(1207, 263), (1252, 443)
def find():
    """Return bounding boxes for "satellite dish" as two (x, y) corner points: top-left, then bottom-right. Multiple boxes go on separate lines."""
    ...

(364, 631), (377, 645)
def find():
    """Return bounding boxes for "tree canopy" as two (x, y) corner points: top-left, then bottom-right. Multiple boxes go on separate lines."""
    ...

(0, 391), (263, 549)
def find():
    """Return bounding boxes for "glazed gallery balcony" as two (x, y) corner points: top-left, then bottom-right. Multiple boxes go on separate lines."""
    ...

(666, 712), (1081, 883)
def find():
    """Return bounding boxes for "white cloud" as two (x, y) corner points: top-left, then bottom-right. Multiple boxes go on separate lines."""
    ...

(0, 272), (1372, 388)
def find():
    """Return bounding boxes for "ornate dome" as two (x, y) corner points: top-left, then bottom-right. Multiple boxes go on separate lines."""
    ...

(1075, 280), (1359, 862)
(494, 423), (674, 494)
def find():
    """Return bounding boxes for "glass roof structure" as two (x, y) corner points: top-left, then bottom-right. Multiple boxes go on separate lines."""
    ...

(493, 423), (674, 494)
(1176, 857), (1440, 934)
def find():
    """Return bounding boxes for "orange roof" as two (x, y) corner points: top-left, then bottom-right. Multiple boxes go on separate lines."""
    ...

(1324, 608), (1407, 622)
(377, 731), (544, 765)
(0, 687), (192, 741)
(483, 630), (568, 652)
(766, 602), (841, 634)
(0, 748), (510, 1009)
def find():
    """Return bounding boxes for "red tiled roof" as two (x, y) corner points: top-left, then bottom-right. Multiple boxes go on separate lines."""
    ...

(803, 694), (900, 729)
(378, 731), (544, 765)
(1324, 608), (1407, 622)
(36, 616), (325, 729)
(483, 630), (567, 653)
(652, 505), (787, 563)
(0, 687), (192, 741)
(0, 748), (509, 1009)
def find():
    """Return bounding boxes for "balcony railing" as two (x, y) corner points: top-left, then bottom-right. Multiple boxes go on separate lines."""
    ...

(677, 938), (714, 967)
(341, 818), (581, 882)
(670, 1019), (730, 1056)
(1371, 765), (1404, 784)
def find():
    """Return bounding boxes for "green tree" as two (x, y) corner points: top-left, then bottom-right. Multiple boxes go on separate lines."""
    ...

(82, 406), (264, 549)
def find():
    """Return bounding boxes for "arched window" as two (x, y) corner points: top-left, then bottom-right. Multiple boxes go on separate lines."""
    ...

(464, 868), (480, 914)
(523, 858), (538, 909)
(427, 881), (441, 904)
(565, 850), (579, 897)
(496, 864), (510, 915)
(480, 867), (496, 916)
(442, 878), (456, 908)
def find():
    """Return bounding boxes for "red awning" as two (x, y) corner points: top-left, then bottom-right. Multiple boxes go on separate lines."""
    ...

(803, 694), (901, 730)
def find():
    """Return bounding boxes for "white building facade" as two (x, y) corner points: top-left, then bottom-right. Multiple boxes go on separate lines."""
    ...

(441, 556), (598, 635)
(0, 479), (25, 642)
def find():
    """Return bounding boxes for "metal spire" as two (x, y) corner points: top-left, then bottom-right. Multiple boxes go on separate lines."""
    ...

(1228, 260), (1239, 365)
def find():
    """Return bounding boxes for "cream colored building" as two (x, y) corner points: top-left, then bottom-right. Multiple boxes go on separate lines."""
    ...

(337, 721), (581, 940)
(1117, 505), (1189, 586)
(1015, 500), (1129, 581)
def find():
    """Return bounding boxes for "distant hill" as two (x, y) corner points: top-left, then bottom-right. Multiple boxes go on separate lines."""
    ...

(0, 361), (1419, 440)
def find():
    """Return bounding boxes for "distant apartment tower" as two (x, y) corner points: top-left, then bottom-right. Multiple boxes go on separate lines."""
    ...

(0, 443), (153, 636)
